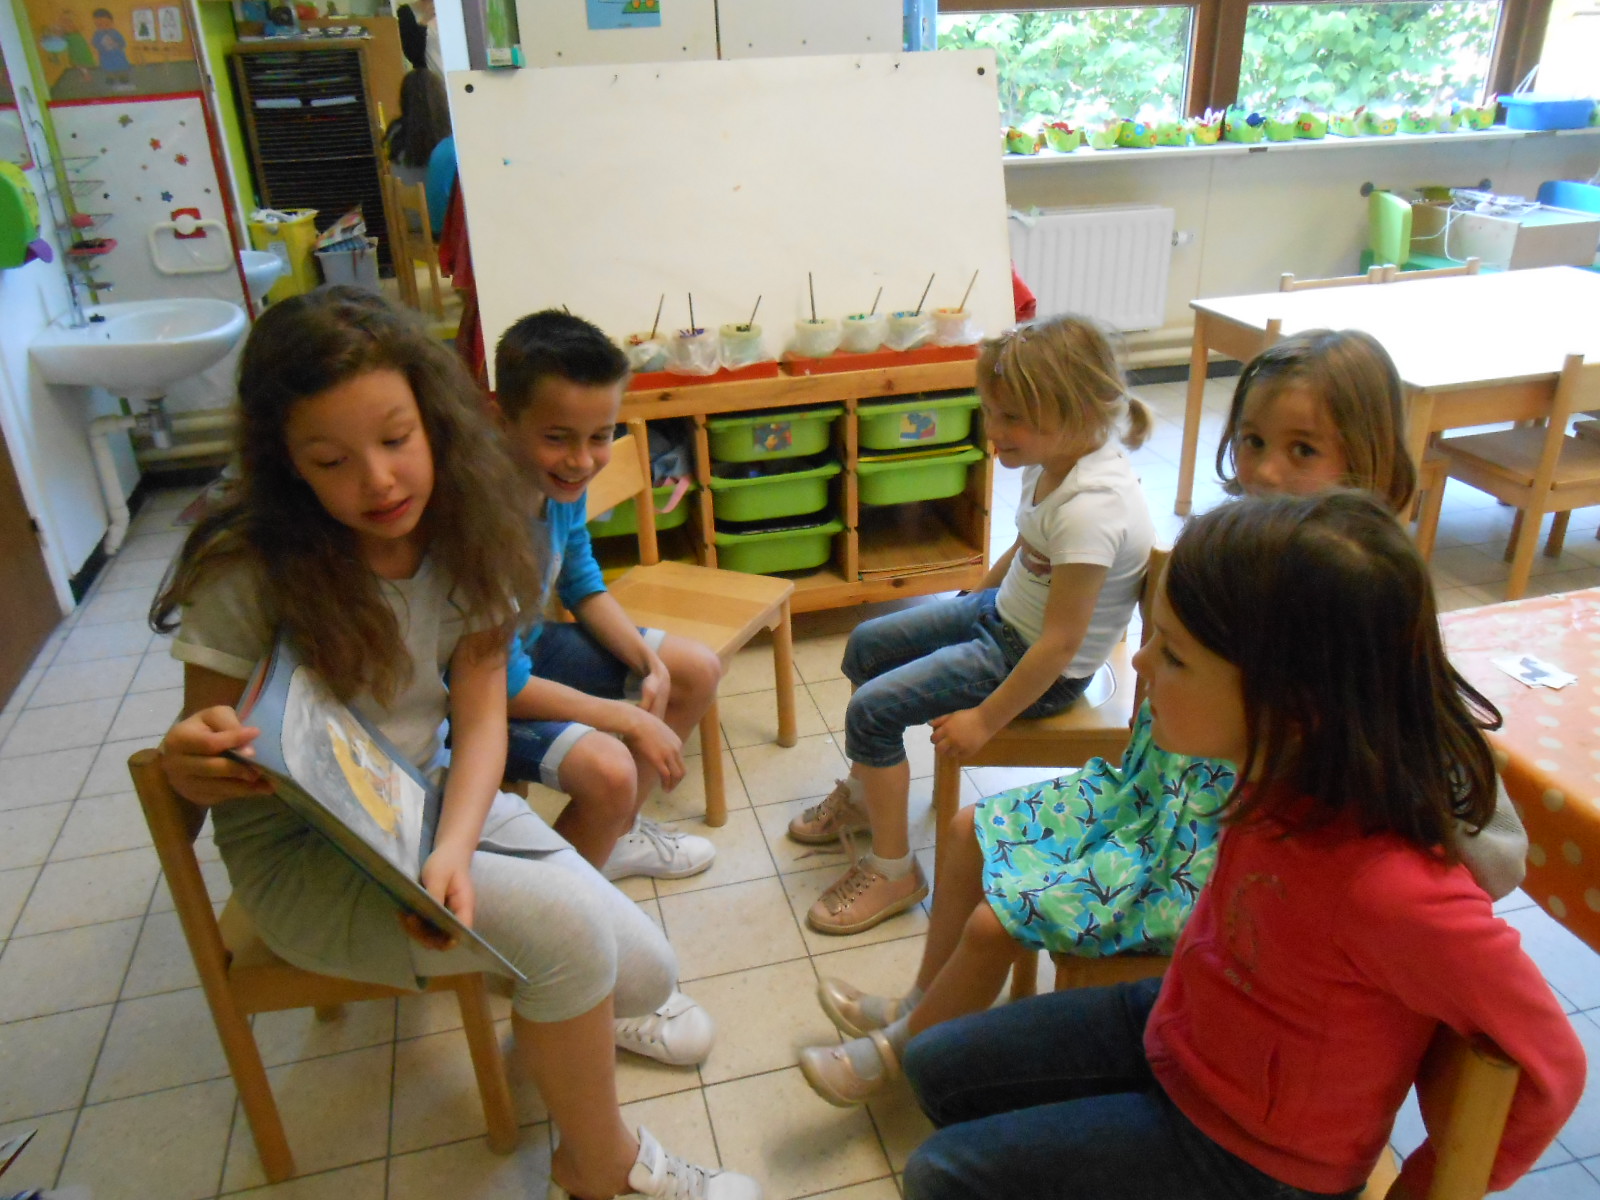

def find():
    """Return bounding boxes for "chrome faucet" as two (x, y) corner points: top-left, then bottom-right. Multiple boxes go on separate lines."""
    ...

(65, 271), (113, 329)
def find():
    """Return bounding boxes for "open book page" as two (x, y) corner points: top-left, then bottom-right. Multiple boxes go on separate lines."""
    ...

(231, 636), (526, 982)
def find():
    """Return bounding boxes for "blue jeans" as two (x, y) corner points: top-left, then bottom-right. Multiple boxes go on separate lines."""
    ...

(903, 979), (1359, 1200)
(841, 589), (1090, 768)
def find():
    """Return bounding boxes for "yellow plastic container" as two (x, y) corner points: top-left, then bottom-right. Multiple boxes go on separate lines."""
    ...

(248, 209), (319, 305)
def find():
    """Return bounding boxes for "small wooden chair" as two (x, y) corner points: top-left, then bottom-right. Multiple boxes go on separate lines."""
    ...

(931, 548), (1168, 886)
(383, 172), (445, 319)
(1382, 257), (1482, 283)
(580, 423), (797, 826)
(1413, 447), (1449, 561)
(128, 749), (518, 1183)
(1279, 265), (1389, 291)
(1359, 1026), (1520, 1200)
(1435, 354), (1600, 599)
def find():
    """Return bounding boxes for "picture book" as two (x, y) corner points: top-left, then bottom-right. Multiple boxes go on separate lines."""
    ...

(229, 635), (525, 982)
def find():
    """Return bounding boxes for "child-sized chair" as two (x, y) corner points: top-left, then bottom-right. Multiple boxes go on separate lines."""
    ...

(1279, 265), (1389, 291)
(580, 422), (797, 826)
(127, 749), (518, 1183)
(383, 172), (445, 319)
(1366, 189), (1467, 274)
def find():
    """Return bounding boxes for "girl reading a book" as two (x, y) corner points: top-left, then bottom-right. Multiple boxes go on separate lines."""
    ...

(153, 287), (762, 1200)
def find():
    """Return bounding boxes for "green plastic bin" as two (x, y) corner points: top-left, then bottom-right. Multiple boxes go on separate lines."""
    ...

(714, 517), (843, 575)
(858, 391), (980, 451)
(587, 481), (696, 539)
(709, 459), (841, 523)
(707, 405), (842, 463)
(857, 445), (986, 506)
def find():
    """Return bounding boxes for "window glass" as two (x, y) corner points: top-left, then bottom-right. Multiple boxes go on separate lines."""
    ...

(939, 8), (1194, 125)
(1238, 2), (1499, 111)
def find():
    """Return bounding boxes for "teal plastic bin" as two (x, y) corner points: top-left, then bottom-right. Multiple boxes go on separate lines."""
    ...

(707, 405), (842, 462)
(858, 391), (980, 451)
(587, 481), (696, 538)
(714, 516), (842, 574)
(709, 458), (840, 522)
(857, 445), (985, 506)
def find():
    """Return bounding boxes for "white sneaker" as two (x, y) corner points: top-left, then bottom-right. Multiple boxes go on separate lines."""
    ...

(603, 817), (716, 881)
(615, 990), (716, 1066)
(546, 1125), (763, 1200)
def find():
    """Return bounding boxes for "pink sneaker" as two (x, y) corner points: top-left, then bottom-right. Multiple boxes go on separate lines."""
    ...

(806, 858), (928, 935)
(788, 779), (870, 846)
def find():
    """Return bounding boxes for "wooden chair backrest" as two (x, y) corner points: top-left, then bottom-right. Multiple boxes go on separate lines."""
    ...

(394, 179), (436, 262)
(1279, 265), (1388, 291)
(585, 422), (661, 566)
(128, 749), (236, 992)
(1395, 1025), (1519, 1200)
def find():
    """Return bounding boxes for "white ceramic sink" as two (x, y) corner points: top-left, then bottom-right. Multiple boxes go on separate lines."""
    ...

(31, 297), (248, 401)
(240, 249), (286, 305)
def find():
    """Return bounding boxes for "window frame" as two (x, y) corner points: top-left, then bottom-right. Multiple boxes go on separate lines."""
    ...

(939, 0), (1549, 117)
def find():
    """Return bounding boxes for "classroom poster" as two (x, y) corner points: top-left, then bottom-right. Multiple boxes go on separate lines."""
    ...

(586, 0), (661, 30)
(25, 0), (200, 99)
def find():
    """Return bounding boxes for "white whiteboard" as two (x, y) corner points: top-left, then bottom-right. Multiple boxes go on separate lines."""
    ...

(450, 51), (1014, 387)
(718, 0), (902, 60)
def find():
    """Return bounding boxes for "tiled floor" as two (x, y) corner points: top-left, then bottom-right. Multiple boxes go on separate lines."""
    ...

(4, 379), (1600, 1199)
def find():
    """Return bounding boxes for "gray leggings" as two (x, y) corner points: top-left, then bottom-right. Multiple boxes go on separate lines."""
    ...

(410, 845), (677, 1023)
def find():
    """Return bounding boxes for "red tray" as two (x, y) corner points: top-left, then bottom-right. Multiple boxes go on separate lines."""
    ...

(627, 360), (783, 392)
(783, 344), (980, 376)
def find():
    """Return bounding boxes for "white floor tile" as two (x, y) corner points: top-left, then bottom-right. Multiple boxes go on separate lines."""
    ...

(386, 1126), (552, 1200)
(0, 1110), (76, 1195)
(0, 746), (97, 812)
(26, 655), (141, 709)
(0, 865), (37, 940)
(251, 999), (397, 1069)
(129, 650), (185, 694)
(0, 801), (71, 869)
(689, 958), (834, 1086)
(13, 847), (160, 936)
(0, 917), (140, 1023)
(720, 686), (828, 750)
(52, 621), (155, 667)
(120, 908), (200, 999)
(216, 1159), (387, 1199)
(106, 687), (184, 743)
(653, 807), (779, 897)
(63, 1078), (237, 1200)
(80, 737), (164, 798)
(391, 1025), (542, 1156)
(658, 877), (808, 982)
(89, 987), (230, 1103)
(732, 732), (848, 807)
(0, 1004), (114, 1122)
(0, 696), (122, 759)
(52, 792), (153, 860)
(75, 588), (159, 629)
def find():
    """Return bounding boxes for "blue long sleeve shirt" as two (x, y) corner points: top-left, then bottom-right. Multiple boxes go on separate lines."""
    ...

(506, 494), (607, 697)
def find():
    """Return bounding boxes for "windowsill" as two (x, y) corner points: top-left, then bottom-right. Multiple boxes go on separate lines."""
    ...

(1002, 124), (1600, 166)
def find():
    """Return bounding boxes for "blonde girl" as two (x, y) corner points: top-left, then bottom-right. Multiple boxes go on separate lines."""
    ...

(788, 315), (1155, 935)
(154, 287), (760, 1200)
(799, 329), (1525, 1108)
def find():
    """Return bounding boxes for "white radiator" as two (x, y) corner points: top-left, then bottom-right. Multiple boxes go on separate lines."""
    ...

(1009, 205), (1175, 332)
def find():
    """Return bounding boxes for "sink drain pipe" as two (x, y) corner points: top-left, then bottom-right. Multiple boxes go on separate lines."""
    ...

(90, 405), (236, 554)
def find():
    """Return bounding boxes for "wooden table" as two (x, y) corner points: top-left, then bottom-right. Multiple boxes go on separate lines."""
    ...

(1442, 588), (1600, 950)
(1176, 267), (1600, 515)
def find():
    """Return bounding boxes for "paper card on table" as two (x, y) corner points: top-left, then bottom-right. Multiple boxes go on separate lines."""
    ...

(1491, 654), (1577, 689)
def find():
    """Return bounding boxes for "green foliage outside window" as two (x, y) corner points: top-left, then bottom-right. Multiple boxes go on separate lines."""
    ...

(939, 3), (1498, 125)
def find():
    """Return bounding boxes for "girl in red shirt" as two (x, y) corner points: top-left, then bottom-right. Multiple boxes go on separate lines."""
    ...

(901, 490), (1584, 1200)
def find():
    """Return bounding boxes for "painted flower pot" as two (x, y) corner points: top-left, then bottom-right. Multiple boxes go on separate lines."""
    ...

(1005, 127), (1041, 155)
(1154, 120), (1188, 146)
(1363, 111), (1398, 135)
(1400, 110), (1436, 134)
(1116, 119), (1156, 148)
(1264, 116), (1297, 141)
(1329, 110), (1363, 137)
(1190, 118), (1222, 145)
(1295, 111), (1328, 138)
(1223, 110), (1265, 143)
(1043, 123), (1081, 153)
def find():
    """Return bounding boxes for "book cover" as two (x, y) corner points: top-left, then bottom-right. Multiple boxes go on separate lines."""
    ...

(230, 636), (526, 982)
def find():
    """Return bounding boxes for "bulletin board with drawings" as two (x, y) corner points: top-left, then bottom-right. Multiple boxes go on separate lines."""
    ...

(451, 50), (1014, 389)
(25, 0), (201, 100)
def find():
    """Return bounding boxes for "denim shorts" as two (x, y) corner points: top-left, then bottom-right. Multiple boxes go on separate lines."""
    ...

(840, 589), (1091, 769)
(505, 623), (666, 789)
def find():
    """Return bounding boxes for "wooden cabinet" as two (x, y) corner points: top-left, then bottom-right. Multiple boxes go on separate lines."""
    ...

(615, 360), (992, 614)
(231, 40), (398, 270)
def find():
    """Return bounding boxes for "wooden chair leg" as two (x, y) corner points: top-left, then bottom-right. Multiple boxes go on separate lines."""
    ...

(1546, 510), (1571, 558)
(1009, 948), (1038, 1000)
(930, 756), (964, 885)
(425, 259), (444, 318)
(1505, 506), (1541, 601)
(452, 974), (519, 1155)
(1504, 510), (1524, 562)
(772, 601), (797, 749)
(212, 994), (296, 1181)
(699, 700), (727, 827)
(1414, 472), (1446, 561)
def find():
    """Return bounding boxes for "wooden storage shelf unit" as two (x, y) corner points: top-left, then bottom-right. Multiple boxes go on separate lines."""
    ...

(615, 361), (991, 614)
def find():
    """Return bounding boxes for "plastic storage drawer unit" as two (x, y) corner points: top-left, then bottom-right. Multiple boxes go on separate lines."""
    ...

(588, 481), (697, 538)
(858, 391), (980, 451)
(714, 516), (843, 574)
(709, 458), (840, 523)
(707, 405), (842, 462)
(857, 444), (986, 506)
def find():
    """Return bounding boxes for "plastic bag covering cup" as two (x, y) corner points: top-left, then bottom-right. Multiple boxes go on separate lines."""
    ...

(793, 318), (841, 358)
(626, 332), (669, 373)
(668, 328), (719, 375)
(719, 323), (767, 368)
(933, 307), (978, 346)
(840, 312), (887, 353)
(886, 310), (932, 352)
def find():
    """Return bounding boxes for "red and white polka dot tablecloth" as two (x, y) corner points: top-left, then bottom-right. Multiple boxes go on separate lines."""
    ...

(1443, 588), (1600, 950)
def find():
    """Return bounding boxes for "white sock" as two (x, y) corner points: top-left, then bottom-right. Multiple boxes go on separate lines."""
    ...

(842, 1033), (889, 1079)
(866, 851), (914, 879)
(881, 1013), (913, 1056)
(842, 775), (865, 803)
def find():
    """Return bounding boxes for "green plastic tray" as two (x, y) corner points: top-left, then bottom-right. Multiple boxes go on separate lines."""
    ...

(709, 460), (841, 523)
(587, 481), (696, 538)
(714, 518), (843, 575)
(857, 445), (985, 506)
(858, 391), (980, 451)
(707, 405), (842, 462)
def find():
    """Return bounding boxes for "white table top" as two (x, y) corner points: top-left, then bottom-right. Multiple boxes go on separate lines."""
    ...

(1191, 267), (1600, 392)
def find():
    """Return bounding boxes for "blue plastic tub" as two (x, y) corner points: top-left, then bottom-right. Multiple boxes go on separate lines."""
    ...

(1499, 95), (1595, 131)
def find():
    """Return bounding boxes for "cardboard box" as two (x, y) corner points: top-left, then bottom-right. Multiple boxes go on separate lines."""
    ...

(1411, 201), (1600, 271)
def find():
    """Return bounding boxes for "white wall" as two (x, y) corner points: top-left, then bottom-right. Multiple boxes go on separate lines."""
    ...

(1003, 132), (1600, 356)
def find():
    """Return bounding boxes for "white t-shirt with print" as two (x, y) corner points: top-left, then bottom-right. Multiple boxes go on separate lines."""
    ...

(995, 439), (1154, 678)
